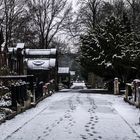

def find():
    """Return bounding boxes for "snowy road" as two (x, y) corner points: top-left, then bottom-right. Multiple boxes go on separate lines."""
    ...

(0, 90), (140, 140)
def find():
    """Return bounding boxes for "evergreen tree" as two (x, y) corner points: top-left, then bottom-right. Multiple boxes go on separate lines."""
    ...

(80, 14), (140, 82)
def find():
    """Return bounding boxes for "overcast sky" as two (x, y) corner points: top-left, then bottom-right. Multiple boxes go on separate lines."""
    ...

(70, 0), (110, 11)
(70, 0), (79, 11)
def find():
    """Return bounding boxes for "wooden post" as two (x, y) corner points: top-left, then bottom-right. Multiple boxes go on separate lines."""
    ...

(138, 87), (140, 107)
(31, 84), (36, 104)
(114, 78), (119, 95)
(125, 83), (132, 100)
(125, 84), (129, 100)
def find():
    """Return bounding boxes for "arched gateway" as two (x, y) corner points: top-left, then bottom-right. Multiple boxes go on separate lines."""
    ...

(24, 48), (58, 91)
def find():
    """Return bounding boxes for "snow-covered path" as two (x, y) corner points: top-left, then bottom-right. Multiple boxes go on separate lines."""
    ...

(0, 90), (140, 140)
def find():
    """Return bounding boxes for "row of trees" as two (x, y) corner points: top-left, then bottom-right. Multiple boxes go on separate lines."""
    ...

(0, 0), (72, 49)
(74, 0), (140, 83)
(1, 0), (140, 83)
(80, 15), (140, 82)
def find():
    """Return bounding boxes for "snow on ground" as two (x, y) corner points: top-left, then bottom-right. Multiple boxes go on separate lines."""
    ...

(71, 82), (86, 87)
(0, 84), (140, 140)
(70, 82), (86, 89)
(91, 94), (140, 140)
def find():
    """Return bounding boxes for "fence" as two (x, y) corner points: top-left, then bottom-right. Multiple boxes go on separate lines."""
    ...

(0, 75), (55, 112)
(124, 80), (140, 108)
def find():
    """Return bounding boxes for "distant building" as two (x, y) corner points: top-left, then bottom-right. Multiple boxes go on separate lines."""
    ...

(58, 67), (70, 89)
(24, 48), (58, 90)
(87, 73), (104, 89)
(58, 53), (81, 81)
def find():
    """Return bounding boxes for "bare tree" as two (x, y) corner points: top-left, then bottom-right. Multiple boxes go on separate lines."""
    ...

(0, 0), (28, 48)
(50, 38), (70, 54)
(64, 0), (103, 41)
(28, 0), (72, 49)
(98, 1), (114, 22)
(77, 0), (102, 31)
(0, 0), (4, 20)
(113, 0), (126, 17)
(126, 0), (140, 31)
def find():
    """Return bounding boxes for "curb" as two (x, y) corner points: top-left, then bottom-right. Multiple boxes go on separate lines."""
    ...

(124, 98), (140, 108)
(79, 89), (113, 94)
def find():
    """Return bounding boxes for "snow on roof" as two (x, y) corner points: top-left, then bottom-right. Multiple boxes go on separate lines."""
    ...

(25, 48), (57, 56)
(8, 43), (24, 53)
(16, 43), (25, 49)
(58, 67), (70, 74)
(25, 49), (50, 56)
(26, 59), (56, 70)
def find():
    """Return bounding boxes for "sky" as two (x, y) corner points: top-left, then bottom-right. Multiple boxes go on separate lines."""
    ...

(70, 0), (79, 11)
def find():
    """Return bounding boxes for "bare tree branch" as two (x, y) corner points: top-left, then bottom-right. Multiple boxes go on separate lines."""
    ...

(28, 0), (72, 48)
